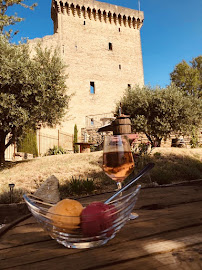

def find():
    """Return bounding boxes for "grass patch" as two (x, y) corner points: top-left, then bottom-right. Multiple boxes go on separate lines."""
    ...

(59, 175), (115, 199)
(0, 148), (201, 203)
(134, 149), (202, 185)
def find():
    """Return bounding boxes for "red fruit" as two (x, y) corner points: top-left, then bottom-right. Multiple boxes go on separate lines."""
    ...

(81, 201), (116, 237)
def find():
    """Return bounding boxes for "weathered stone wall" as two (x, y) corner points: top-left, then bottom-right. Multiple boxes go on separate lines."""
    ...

(133, 129), (202, 148)
(29, 0), (144, 139)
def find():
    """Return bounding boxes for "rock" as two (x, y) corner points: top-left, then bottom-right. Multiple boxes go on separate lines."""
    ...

(14, 152), (33, 160)
(34, 175), (60, 204)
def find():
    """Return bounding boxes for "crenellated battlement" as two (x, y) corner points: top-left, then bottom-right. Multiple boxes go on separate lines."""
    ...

(51, 0), (144, 31)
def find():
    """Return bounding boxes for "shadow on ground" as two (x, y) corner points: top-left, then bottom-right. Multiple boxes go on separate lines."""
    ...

(0, 159), (35, 172)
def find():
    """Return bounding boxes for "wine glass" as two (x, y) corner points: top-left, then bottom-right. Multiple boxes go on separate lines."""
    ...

(103, 135), (138, 219)
(103, 135), (134, 189)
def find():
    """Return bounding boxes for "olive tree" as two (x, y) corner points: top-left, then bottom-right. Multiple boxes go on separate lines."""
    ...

(0, 36), (69, 163)
(119, 84), (202, 147)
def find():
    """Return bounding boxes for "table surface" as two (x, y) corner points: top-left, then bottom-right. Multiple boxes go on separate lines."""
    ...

(0, 182), (202, 270)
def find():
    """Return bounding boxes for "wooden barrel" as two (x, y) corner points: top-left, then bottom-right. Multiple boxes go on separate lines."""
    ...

(112, 116), (131, 135)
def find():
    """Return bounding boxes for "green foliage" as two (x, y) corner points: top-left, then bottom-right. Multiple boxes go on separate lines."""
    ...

(153, 152), (162, 159)
(119, 84), (202, 147)
(46, 145), (67, 156)
(0, 36), (69, 162)
(59, 177), (96, 197)
(17, 129), (38, 157)
(190, 128), (199, 148)
(68, 177), (84, 194)
(73, 124), (79, 153)
(132, 142), (152, 168)
(90, 144), (101, 152)
(132, 142), (151, 157)
(0, 0), (37, 38)
(170, 56), (202, 98)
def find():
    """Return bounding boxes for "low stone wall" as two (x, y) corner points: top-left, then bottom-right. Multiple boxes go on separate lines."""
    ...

(14, 152), (34, 161)
(81, 128), (202, 148)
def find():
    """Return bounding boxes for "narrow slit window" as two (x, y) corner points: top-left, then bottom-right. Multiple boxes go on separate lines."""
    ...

(109, 42), (113, 51)
(118, 28), (121, 32)
(90, 81), (95, 94)
(119, 64), (121, 70)
(91, 118), (94, 126)
(84, 21), (86, 25)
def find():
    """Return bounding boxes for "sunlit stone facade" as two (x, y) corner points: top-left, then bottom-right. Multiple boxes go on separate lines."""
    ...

(29, 0), (144, 152)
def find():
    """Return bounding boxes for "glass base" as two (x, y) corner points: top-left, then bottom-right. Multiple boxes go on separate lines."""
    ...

(129, 212), (139, 220)
(56, 236), (115, 249)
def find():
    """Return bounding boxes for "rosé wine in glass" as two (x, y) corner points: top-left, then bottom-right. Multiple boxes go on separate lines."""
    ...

(103, 135), (134, 190)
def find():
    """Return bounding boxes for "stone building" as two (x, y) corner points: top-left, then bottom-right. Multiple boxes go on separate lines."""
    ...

(29, 0), (144, 154)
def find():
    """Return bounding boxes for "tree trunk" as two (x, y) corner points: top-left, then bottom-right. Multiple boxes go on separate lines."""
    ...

(0, 131), (6, 164)
(145, 133), (155, 148)
(154, 138), (162, 147)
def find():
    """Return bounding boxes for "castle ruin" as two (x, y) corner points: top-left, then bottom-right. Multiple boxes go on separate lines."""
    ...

(30, 0), (144, 153)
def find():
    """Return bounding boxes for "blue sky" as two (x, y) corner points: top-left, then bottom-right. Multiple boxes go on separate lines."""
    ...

(8, 0), (202, 88)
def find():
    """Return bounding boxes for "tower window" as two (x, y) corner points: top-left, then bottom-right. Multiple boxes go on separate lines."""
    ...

(90, 81), (95, 94)
(91, 118), (94, 126)
(118, 28), (121, 32)
(84, 21), (86, 25)
(119, 64), (121, 70)
(109, 42), (113, 51)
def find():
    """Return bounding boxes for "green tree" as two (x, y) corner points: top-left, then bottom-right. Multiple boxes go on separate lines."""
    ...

(119, 84), (202, 147)
(17, 128), (38, 157)
(0, 36), (69, 163)
(0, 0), (37, 38)
(73, 124), (79, 153)
(170, 56), (202, 98)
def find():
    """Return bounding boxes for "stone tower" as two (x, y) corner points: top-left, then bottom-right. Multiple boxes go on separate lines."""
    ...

(50, 0), (144, 134)
(29, 0), (144, 150)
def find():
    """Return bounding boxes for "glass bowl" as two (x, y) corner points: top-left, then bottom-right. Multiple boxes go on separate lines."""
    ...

(23, 184), (141, 249)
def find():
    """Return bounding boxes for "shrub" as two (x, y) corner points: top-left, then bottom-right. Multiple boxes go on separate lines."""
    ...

(82, 178), (95, 193)
(73, 124), (79, 153)
(68, 177), (84, 194)
(46, 145), (67, 155)
(190, 128), (199, 148)
(17, 129), (38, 157)
(59, 176), (96, 197)
(132, 142), (152, 169)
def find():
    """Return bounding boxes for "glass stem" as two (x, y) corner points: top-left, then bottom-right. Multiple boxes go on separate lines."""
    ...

(117, 182), (122, 190)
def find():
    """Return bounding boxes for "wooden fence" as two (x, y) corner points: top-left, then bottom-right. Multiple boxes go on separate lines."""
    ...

(37, 130), (73, 156)
(4, 130), (74, 161)
(5, 140), (15, 161)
